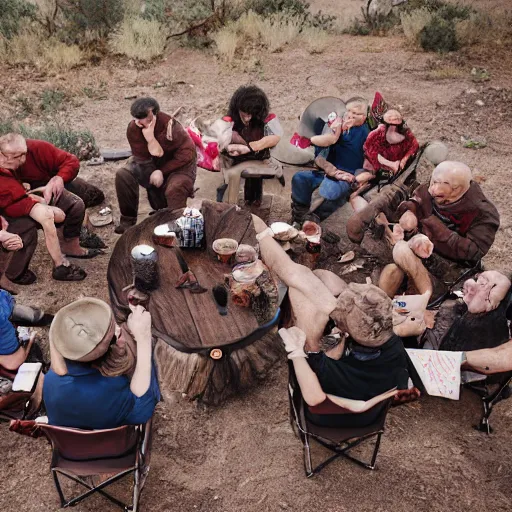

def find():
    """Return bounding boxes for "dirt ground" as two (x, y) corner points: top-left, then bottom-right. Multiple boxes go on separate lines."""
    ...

(1, 1), (512, 510)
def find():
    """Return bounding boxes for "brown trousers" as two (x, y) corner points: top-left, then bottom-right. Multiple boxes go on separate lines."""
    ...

(0, 190), (85, 280)
(66, 177), (105, 208)
(115, 157), (195, 223)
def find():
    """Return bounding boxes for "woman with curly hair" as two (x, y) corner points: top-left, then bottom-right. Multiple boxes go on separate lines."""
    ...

(218, 85), (283, 204)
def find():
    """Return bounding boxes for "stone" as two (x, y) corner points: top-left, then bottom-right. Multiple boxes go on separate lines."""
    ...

(475, 99), (485, 107)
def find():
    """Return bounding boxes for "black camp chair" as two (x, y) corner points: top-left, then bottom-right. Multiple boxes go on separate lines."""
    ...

(35, 418), (153, 511)
(287, 362), (393, 477)
(466, 372), (512, 434)
(0, 364), (41, 422)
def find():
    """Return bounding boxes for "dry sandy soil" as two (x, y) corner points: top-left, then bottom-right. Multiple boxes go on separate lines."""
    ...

(1, 1), (512, 510)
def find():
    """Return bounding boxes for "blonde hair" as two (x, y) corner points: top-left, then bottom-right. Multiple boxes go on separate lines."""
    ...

(345, 97), (368, 116)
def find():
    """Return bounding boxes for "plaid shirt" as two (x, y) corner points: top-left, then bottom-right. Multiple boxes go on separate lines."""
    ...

(176, 209), (204, 248)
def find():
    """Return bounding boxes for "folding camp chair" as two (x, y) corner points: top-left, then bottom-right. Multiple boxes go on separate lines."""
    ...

(288, 362), (393, 477)
(465, 372), (512, 434)
(0, 365), (39, 421)
(37, 418), (153, 511)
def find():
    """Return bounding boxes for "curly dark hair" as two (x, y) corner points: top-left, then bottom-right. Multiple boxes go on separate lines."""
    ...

(130, 97), (160, 119)
(227, 85), (270, 132)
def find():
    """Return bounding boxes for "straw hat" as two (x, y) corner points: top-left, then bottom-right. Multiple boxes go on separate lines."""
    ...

(50, 298), (115, 362)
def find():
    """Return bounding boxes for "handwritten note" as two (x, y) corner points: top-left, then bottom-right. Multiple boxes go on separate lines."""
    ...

(406, 349), (463, 400)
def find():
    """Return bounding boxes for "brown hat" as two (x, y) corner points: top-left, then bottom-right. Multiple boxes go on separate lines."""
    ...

(330, 283), (393, 347)
(50, 298), (115, 362)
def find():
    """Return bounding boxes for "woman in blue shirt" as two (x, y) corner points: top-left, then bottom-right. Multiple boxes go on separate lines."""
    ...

(43, 298), (160, 429)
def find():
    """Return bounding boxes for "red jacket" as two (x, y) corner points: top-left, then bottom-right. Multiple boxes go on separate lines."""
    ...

(0, 167), (37, 218)
(19, 139), (80, 185)
(363, 124), (419, 172)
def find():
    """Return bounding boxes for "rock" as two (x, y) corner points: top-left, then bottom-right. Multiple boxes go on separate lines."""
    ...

(465, 88), (477, 94)
(368, 0), (394, 18)
(124, 94), (137, 99)
(424, 141), (449, 165)
(475, 99), (485, 107)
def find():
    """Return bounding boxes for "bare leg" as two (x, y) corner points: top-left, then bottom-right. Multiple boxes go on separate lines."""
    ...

(465, 340), (512, 374)
(350, 195), (368, 212)
(253, 215), (337, 350)
(379, 263), (405, 298)
(313, 269), (347, 296)
(29, 204), (67, 267)
(393, 241), (433, 296)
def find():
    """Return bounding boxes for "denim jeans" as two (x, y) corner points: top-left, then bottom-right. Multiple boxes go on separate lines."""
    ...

(291, 170), (351, 219)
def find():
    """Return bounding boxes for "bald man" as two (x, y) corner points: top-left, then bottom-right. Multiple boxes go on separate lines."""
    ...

(379, 161), (500, 299)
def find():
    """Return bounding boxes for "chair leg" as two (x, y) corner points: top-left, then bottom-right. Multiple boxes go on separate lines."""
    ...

(475, 376), (512, 434)
(56, 468), (134, 509)
(52, 469), (66, 508)
(303, 433), (314, 478)
(132, 466), (141, 512)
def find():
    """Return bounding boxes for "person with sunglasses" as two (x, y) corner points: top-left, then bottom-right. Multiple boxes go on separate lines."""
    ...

(43, 298), (160, 429)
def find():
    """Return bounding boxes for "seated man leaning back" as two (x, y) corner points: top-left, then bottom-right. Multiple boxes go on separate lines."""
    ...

(43, 298), (160, 429)
(254, 215), (412, 427)
(291, 98), (370, 224)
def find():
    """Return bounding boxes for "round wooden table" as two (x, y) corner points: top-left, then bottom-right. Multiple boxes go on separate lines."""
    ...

(108, 201), (284, 404)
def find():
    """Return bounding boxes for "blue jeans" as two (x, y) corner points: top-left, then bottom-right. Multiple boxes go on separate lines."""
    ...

(291, 170), (351, 219)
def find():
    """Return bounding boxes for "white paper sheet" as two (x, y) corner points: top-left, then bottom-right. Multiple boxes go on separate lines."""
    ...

(406, 349), (463, 400)
(12, 362), (42, 393)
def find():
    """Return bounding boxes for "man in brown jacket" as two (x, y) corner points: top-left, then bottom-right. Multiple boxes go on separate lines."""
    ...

(379, 161), (500, 298)
(115, 97), (197, 234)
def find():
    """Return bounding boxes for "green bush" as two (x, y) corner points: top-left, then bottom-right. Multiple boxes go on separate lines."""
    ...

(420, 16), (459, 52)
(246, 0), (336, 30)
(0, 0), (36, 39)
(0, 121), (99, 160)
(59, 0), (125, 39)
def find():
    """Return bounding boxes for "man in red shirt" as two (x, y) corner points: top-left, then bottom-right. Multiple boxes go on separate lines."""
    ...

(19, 137), (104, 209)
(115, 97), (197, 234)
(0, 134), (102, 285)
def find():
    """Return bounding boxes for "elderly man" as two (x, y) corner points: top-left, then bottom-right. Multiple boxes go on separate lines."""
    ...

(43, 298), (160, 429)
(2, 134), (103, 208)
(378, 161), (500, 299)
(291, 99), (370, 224)
(0, 134), (101, 283)
(115, 97), (197, 234)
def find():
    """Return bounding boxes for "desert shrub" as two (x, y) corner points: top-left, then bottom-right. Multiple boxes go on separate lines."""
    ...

(419, 16), (458, 52)
(42, 41), (83, 71)
(400, 8), (433, 44)
(110, 17), (168, 60)
(59, 0), (124, 37)
(261, 14), (302, 52)
(300, 26), (329, 53)
(212, 27), (239, 61)
(40, 89), (67, 114)
(2, 25), (83, 71)
(245, 0), (336, 30)
(0, 0), (37, 39)
(0, 122), (99, 160)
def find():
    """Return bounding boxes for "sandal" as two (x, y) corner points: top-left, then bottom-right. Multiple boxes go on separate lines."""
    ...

(52, 263), (87, 281)
(80, 227), (107, 249)
(10, 269), (37, 285)
(65, 248), (105, 259)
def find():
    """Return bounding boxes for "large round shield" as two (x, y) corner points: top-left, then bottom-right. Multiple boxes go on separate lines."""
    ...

(298, 97), (346, 138)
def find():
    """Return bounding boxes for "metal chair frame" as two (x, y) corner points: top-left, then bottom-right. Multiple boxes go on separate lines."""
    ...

(40, 418), (153, 511)
(288, 363), (391, 477)
(466, 372), (512, 434)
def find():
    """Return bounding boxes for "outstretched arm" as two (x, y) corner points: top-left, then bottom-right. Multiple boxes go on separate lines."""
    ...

(127, 304), (153, 397)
